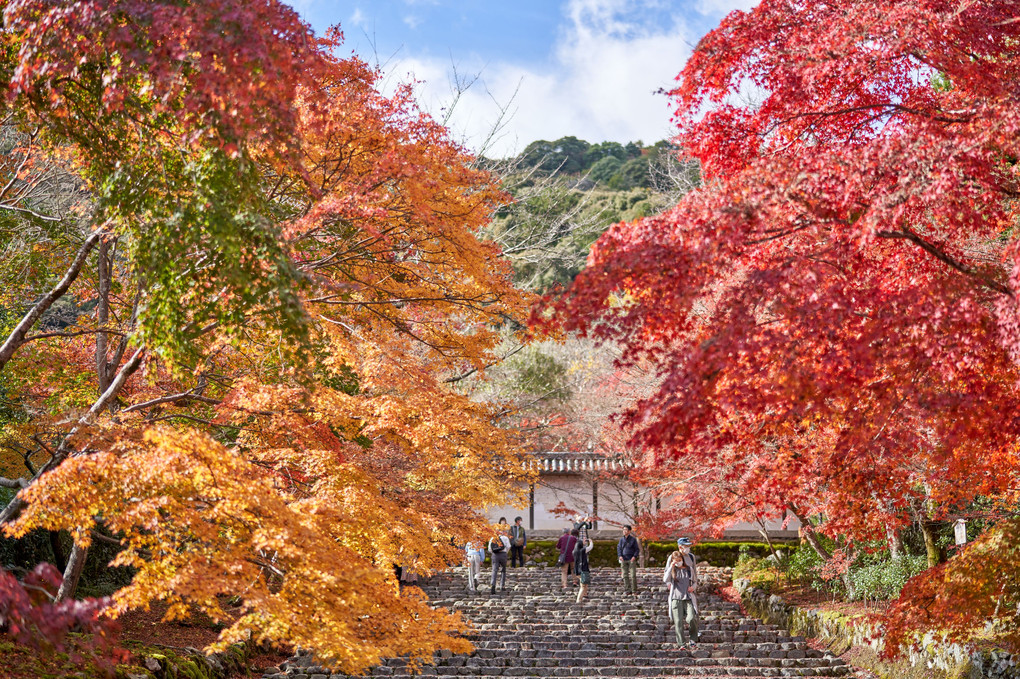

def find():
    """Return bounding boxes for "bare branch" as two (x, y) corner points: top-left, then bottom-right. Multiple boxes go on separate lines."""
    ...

(0, 229), (105, 372)
(0, 476), (29, 489)
(877, 228), (1012, 296)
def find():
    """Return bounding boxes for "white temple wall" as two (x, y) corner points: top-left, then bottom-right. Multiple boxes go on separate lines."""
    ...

(484, 471), (800, 539)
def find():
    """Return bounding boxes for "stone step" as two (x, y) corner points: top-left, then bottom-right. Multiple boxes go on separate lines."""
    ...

(266, 567), (854, 679)
(369, 674), (850, 679)
(373, 671), (849, 677)
(383, 652), (836, 664)
(371, 664), (848, 672)
(463, 627), (791, 637)
(465, 636), (820, 648)
(462, 633), (805, 646)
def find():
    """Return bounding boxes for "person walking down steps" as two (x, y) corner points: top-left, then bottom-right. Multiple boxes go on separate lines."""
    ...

(488, 528), (511, 594)
(664, 537), (700, 647)
(509, 516), (527, 568)
(575, 531), (594, 603)
(617, 524), (640, 594)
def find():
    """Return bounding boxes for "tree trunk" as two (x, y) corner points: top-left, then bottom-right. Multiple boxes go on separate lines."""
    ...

(49, 531), (68, 573)
(887, 524), (904, 559)
(0, 347), (145, 527)
(0, 230), (103, 372)
(95, 237), (112, 393)
(56, 543), (88, 601)
(638, 539), (648, 569)
(789, 505), (853, 597)
(920, 521), (940, 568)
(789, 506), (831, 560)
(757, 518), (780, 562)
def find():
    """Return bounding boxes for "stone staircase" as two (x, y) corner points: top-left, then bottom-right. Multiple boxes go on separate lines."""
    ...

(266, 566), (853, 679)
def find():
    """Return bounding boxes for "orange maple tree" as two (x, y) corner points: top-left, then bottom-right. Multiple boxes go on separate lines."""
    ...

(0, 0), (533, 669)
(547, 0), (1020, 651)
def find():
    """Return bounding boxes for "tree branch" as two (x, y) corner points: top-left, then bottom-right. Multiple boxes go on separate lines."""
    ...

(0, 346), (145, 527)
(23, 328), (127, 342)
(445, 344), (525, 384)
(877, 228), (1012, 296)
(0, 476), (29, 489)
(0, 229), (105, 372)
(121, 389), (219, 414)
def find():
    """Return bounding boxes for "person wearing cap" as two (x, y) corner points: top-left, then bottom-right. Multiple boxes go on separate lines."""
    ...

(663, 537), (699, 647)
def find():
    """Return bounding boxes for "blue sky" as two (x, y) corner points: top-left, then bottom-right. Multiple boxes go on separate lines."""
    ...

(293, 1), (756, 157)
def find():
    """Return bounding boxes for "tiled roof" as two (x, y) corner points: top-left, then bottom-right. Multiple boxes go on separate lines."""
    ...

(527, 451), (633, 473)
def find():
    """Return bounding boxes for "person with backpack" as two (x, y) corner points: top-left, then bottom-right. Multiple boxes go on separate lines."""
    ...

(572, 514), (593, 567)
(663, 537), (699, 647)
(617, 524), (640, 594)
(509, 516), (527, 568)
(556, 527), (578, 588)
(488, 528), (511, 594)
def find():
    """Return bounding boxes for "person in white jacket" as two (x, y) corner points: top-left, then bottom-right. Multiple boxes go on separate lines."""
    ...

(663, 537), (699, 646)
(465, 540), (485, 593)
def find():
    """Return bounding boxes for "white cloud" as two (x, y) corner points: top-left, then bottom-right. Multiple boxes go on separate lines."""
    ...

(403, 14), (422, 30)
(380, 0), (698, 157)
(350, 8), (366, 28)
(695, 0), (756, 15)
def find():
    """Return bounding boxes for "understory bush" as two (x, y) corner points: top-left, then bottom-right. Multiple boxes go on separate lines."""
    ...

(519, 540), (792, 569)
(844, 554), (926, 602)
(738, 542), (930, 599)
(784, 543), (828, 591)
(733, 554), (779, 593)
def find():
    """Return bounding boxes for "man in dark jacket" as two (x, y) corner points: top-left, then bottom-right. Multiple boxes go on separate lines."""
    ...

(509, 516), (527, 567)
(617, 525), (640, 594)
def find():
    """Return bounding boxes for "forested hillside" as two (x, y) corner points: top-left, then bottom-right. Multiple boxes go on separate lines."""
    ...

(482, 137), (699, 291)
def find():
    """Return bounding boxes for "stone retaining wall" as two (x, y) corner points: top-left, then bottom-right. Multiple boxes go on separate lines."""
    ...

(117, 641), (252, 679)
(734, 578), (1017, 679)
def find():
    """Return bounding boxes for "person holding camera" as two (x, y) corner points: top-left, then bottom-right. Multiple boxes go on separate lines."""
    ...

(575, 531), (595, 603)
(572, 513), (593, 567)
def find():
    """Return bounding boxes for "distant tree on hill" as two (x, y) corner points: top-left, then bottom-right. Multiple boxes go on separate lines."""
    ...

(588, 156), (623, 184)
(584, 141), (627, 167)
(608, 156), (651, 190)
(519, 137), (590, 174)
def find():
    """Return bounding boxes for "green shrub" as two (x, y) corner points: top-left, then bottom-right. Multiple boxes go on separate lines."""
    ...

(846, 554), (926, 602)
(733, 555), (779, 593)
(783, 544), (828, 591)
(518, 539), (795, 569)
(733, 555), (765, 578)
(778, 543), (927, 601)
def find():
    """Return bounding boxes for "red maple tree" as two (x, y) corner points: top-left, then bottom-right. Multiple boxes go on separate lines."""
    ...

(547, 0), (1020, 651)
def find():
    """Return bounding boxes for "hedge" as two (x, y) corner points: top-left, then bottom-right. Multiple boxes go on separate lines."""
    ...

(515, 540), (796, 569)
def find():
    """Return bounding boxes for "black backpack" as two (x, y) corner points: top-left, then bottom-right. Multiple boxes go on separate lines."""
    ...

(491, 538), (505, 554)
